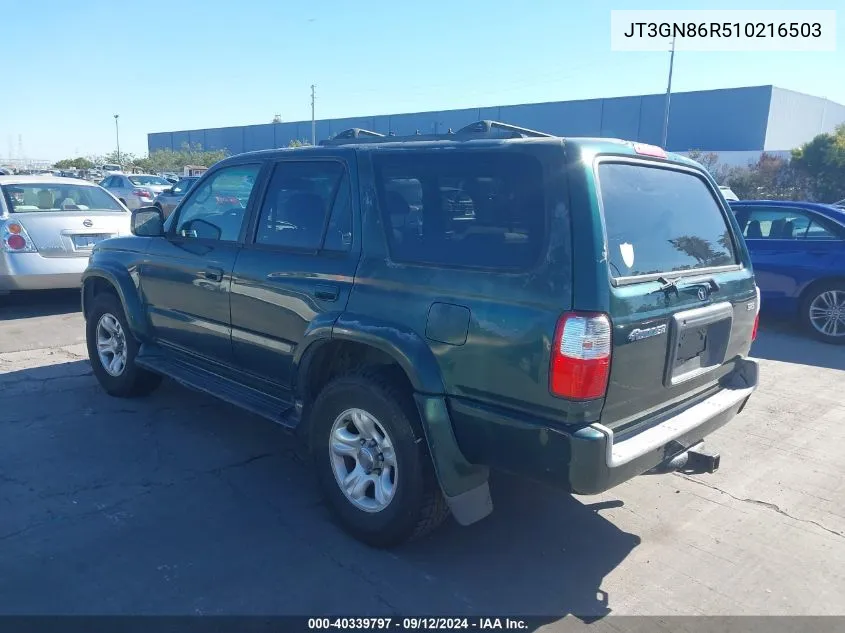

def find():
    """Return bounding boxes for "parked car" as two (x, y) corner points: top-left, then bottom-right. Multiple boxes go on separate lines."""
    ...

(100, 173), (173, 210)
(82, 121), (759, 546)
(731, 200), (845, 343)
(152, 176), (200, 218)
(719, 185), (739, 201)
(100, 164), (122, 175)
(0, 176), (131, 293)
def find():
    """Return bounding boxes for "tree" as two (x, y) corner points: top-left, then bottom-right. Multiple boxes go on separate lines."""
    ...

(54, 157), (94, 170)
(105, 143), (229, 174)
(791, 124), (845, 203)
(686, 149), (733, 184)
(726, 153), (810, 201)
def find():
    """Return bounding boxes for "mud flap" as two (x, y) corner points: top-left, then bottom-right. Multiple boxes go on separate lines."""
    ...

(413, 394), (493, 525)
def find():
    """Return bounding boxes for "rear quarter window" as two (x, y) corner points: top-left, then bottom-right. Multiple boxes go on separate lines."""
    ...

(598, 162), (738, 279)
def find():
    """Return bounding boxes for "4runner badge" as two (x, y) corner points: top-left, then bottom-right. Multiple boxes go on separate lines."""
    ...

(628, 324), (668, 342)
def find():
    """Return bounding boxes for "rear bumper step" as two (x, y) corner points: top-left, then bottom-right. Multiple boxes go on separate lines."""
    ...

(569, 357), (758, 494)
(596, 358), (756, 469)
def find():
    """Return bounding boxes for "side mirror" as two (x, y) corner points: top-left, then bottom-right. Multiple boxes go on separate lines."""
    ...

(131, 206), (165, 237)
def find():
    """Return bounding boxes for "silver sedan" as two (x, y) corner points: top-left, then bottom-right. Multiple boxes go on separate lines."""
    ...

(153, 176), (200, 218)
(100, 173), (172, 210)
(0, 176), (131, 293)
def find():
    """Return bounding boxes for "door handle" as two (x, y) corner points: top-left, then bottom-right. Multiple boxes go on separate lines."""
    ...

(203, 267), (224, 282)
(314, 284), (340, 301)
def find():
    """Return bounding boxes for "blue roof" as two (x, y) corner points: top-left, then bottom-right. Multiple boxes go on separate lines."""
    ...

(730, 200), (845, 224)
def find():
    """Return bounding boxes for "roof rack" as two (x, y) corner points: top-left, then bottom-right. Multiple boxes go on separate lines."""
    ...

(319, 120), (553, 146)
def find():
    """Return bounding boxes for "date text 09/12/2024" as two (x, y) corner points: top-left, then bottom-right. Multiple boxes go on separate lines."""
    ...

(307, 617), (529, 630)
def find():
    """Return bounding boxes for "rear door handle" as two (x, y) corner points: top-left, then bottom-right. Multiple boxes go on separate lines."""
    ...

(203, 267), (224, 282)
(314, 284), (339, 301)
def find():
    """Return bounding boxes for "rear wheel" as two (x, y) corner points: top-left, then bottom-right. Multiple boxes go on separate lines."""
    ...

(86, 293), (162, 396)
(801, 282), (845, 344)
(310, 371), (449, 547)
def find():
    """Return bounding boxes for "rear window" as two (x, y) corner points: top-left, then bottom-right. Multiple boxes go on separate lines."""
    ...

(129, 175), (170, 186)
(373, 151), (545, 270)
(2, 183), (125, 213)
(598, 162), (737, 279)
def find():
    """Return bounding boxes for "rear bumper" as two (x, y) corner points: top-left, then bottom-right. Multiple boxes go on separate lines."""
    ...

(447, 357), (759, 495)
(0, 252), (88, 291)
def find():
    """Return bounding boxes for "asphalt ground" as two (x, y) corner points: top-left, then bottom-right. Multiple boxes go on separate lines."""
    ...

(1, 291), (843, 626)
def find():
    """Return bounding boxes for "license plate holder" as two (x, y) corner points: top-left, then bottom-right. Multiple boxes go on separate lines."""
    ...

(665, 302), (734, 387)
(72, 234), (110, 249)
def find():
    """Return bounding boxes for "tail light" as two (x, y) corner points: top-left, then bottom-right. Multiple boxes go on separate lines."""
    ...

(133, 188), (153, 200)
(550, 312), (612, 400)
(1, 221), (37, 253)
(751, 285), (761, 341)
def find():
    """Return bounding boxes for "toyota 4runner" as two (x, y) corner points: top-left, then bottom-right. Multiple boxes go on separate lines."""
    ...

(82, 121), (760, 547)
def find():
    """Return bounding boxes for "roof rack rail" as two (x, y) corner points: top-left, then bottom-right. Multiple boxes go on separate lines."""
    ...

(319, 120), (553, 146)
(456, 120), (552, 138)
(331, 127), (386, 140)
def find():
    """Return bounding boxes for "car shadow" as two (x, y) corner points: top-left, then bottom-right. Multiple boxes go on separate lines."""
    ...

(0, 289), (81, 320)
(0, 360), (639, 623)
(398, 475), (640, 622)
(752, 317), (845, 371)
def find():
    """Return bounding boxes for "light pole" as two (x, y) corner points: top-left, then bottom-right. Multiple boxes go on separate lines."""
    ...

(310, 85), (317, 146)
(114, 114), (121, 165)
(661, 36), (676, 150)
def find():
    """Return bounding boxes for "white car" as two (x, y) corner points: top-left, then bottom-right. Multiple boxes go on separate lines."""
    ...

(100, 173), (173, 210)
(0, 176), (131, 292)
(719, 185), (739, 202)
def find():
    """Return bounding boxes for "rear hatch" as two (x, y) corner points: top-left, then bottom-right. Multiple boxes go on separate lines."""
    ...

(9, 210), (130, 257)
(595, 156), (757, 432)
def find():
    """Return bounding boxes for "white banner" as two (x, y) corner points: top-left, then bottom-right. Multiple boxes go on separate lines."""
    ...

(611, 10), (836, 52)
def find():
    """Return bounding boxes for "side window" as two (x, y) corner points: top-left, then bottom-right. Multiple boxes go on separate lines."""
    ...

(805, 220), (838, 240)
(743, 208), (814, 240)
(174, 164), (260, 241)
(373, 151), (546, 270)
(255, 161), (348, 251)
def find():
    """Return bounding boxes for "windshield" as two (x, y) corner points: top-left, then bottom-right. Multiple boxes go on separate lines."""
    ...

(129, 175), (170, 186)
(599, 162), (738, 279)
(2, 183), (125, 213)
(101, 164), (121, 171)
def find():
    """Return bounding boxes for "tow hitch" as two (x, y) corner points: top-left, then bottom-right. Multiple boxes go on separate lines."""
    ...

(647, 441), (721, 475)
(686, 443), (721, 474)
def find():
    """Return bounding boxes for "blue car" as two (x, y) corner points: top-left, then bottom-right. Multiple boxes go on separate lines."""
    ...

(731, 200), (845, 344)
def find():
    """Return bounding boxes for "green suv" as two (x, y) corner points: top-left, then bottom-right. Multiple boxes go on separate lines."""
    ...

(82, 121), (760, 547)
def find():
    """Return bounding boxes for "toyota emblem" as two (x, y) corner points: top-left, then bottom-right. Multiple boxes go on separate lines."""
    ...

(697, 287), (708, 301)
(83, 219), (93, 228)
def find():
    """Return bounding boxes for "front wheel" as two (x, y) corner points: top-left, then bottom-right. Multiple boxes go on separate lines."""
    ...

(310, 371), (449, 547)
(801, 282), (845, 344)
(86, 293), (162, 396)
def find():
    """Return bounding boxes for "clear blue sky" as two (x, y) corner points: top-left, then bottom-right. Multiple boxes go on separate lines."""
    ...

(2, 0), (842, 161)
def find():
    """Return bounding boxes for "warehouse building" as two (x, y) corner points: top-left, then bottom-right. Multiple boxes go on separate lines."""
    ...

(148, 85), (845, 165)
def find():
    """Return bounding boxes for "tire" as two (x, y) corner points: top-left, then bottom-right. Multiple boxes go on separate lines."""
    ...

(800, 281), (845, 344)
(310, 371), (449, 547)
(86, 293), (162, 397)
